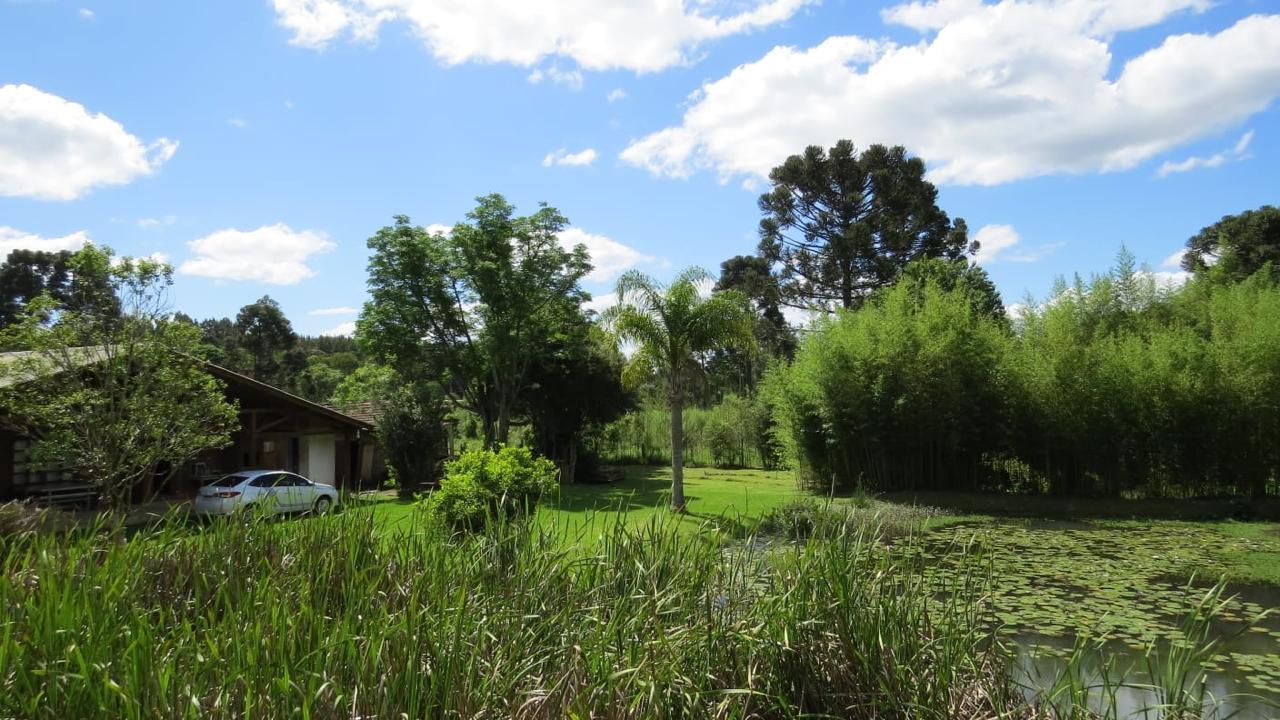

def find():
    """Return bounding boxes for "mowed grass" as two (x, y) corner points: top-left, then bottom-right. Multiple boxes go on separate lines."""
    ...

(372, 467), (1280, 585)
(374, 465), (806, 539)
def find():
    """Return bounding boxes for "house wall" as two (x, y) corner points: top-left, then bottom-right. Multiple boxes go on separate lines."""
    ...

(0, 430), (13, 498)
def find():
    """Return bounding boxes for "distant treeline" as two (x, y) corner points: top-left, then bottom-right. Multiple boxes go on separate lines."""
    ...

(766, 253), (1280, 498)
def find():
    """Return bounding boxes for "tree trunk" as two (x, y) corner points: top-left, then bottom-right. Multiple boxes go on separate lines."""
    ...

(565, 437), (578, 485)
(670, 382), (686, 512)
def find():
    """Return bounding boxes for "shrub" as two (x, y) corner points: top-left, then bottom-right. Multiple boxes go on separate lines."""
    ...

(426, 446), (558, 531)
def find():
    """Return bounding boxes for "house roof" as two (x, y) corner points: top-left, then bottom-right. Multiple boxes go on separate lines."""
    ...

(331, 400), (382, 427)
(202, 363), (373, 431)
(0, 348), (372, 431)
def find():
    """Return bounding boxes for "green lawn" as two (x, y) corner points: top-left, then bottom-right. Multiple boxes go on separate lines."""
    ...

(367, 465), (1280, 584)
(370, 464), (805, 540)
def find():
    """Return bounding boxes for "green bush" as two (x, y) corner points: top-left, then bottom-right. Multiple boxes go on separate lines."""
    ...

(426, 446), (558, 530)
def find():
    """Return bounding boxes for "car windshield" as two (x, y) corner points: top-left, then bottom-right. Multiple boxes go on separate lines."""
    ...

(211, 474), (248, 488)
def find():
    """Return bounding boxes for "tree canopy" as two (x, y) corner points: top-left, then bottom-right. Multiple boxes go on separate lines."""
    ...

(359, 193), (591, 448)
(0, 246), (237, 508)
(1183, 205), (1280, 281)
(758, 141), (972, 310)
(0, 248), (118, 333)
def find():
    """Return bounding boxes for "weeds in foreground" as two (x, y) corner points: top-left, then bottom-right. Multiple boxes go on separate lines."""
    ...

(0, 506), (1263, 719)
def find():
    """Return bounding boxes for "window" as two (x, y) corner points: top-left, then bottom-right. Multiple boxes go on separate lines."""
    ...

(249, 475), (281, 488)
(11, 439), (72, 486)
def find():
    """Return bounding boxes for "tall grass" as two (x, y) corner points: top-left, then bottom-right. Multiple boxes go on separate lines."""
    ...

(0, 507), (1252, 719)
(1, 507), (1029, 719)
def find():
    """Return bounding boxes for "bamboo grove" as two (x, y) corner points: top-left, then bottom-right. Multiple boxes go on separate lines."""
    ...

(766, 254), (1280, 498)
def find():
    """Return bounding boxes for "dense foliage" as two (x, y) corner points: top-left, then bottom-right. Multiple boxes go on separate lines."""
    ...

(769, 254), (1280, 498)
(0, 247), (238, 507)
(758, 140), (972, 310)
(0, 508), (1043, 720)
(359, 195), (592, 448)
(425, 446), (559, 530)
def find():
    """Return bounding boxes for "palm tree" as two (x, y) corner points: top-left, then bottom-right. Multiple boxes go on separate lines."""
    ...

(603, 268), (754, 511)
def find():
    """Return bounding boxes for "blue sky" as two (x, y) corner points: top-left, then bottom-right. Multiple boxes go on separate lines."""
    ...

(2, 0), (1278, 335)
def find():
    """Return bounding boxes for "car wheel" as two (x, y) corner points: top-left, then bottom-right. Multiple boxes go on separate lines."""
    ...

(313, 496), (333, 515)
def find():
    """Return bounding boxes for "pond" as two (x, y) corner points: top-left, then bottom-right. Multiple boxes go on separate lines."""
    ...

(915, 520), (1280, 718)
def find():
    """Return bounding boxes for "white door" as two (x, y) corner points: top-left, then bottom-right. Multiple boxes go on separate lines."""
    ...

(302, 434), (336, 488)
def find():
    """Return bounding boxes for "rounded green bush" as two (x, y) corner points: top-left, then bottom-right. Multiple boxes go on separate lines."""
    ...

(425, 446), (558, 531)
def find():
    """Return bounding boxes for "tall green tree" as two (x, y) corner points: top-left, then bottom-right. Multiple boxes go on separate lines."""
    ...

(0, 246), (238, 509)
(710, 255), (797, 393)
(603, 268), (754, 511)
(758, 141), (973, 310)
(359, 193), (591, 448)
(234, 296), (297, 384)
(0, 249), (119, 332)
(1183, 205), (1280, 281)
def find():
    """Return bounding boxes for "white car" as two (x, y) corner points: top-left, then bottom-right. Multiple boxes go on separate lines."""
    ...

(193, 470), (338, 517)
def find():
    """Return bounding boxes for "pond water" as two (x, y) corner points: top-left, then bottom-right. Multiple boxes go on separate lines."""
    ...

(916, 520), (1280, 719)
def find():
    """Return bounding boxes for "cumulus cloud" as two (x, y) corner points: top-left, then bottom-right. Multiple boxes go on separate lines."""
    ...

(271, 0), (812, 73)
(320, 321), (357, 337)
(0, 227), (92, 257)
(0, 84), (178, 201)
(1157, 130), (1254, 177)
(972, 224), (1061, 264)
(310, 306), (359, 316)
(557, 227), (655, 283)
(606, 88), (627, 102)
(178, 223), (335, 284)
(621, 3), (1280, 186)
(542, 147), (599, 167)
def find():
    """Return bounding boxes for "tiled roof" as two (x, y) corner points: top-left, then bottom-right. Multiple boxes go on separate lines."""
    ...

(330, 400), (383, 427)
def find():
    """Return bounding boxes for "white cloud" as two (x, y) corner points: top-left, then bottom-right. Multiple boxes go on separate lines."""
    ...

(582, 293), (619, 315)
(425, 223), (453, 236)
(1145, 269), (1191, 288)
(0, 84), (178, 201)
(606, 88), (627, 102)
(0, 227), (92, 257)
(79, 8), (94, 19)
(542, 147), (599, 167)
(271, 0), (812, 73)
(310, 306), (359, 316)
(228, 117), (249, 129)
(621, 5), (1280, 186)
(319, 321), (357, 337)
(137, 215), (176, 229)
(527, 66), (584, 90)
(1161, 249), (1186, 270)
(1156, 129), (1254, 177)
(972, 225), (1020, 264)
(972, 224), (1060, 264)
(178, 223), (335, 284)
(557, 227), (654, 283)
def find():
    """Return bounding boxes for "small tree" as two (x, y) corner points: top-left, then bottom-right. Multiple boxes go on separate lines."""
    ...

(603, 269), (754, 511)
(0, 246), (238, 509)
